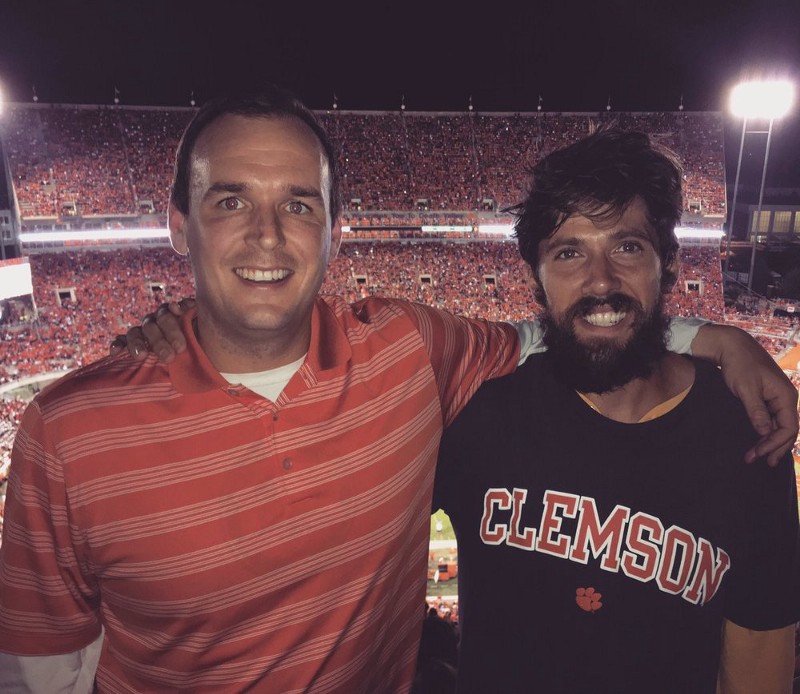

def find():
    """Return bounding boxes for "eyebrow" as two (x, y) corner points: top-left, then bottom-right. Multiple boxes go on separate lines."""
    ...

(202, 182), (323, 201)
(203, 182), (248, 200)
(543, 227), (655, 252)
(285, 184), (324, 200)
(609, 227), (658, 246)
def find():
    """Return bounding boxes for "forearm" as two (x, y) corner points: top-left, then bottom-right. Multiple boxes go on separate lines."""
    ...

(716, 621), (794, 694)
(689, 322), (743, 365)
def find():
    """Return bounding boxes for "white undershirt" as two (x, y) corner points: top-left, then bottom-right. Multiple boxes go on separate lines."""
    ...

(220, 354), (306, 401)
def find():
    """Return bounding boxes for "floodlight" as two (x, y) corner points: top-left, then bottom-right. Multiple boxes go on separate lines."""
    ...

(726, 79), (794, 291)
(729, 80), (794, 120)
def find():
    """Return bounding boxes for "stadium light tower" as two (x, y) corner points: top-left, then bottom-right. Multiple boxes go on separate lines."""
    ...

(725, 79), (794, 292)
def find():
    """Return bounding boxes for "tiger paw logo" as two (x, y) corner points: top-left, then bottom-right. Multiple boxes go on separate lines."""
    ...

(576, 587), (602, 613)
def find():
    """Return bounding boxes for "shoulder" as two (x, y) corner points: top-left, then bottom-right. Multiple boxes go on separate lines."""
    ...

(320, 294), (420, 326)
(321, 294), (457, 324)
(470, 352), (548, 399)
(690, 356), (731, 392)
(688, 357), (753, 421)
(29, 351), (170, 424)
(687, 358), (796, 502)
(315, 296), (430, 352)
(656, 357), (760, 468)
(320, 295), (515, 345)
(447, 353), (548, 425)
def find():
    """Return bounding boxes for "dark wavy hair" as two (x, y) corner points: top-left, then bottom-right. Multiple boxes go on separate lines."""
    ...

(170, 85), (341, 222)
(511, 127), (683, 291)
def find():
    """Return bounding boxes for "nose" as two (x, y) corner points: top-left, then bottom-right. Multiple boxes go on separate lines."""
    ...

(582, 253), (620, 296)
(250, 208), (285, 249)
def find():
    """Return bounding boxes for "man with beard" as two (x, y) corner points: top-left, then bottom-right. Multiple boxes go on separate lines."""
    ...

(433, 129), (800, 693)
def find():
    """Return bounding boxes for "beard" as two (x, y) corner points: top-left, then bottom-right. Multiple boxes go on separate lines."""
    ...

(540, 292), (669, 394)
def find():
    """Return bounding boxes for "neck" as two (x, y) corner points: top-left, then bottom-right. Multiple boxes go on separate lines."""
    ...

(581, 353), (694, 423)
(194, 317), (311, 374)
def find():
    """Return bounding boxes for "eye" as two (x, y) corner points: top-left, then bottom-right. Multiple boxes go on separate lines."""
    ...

(617, 240), (644, 254)
(554, 248), (579, 260)
(219, 197), (243, 211)
(286, 201), (311, 214)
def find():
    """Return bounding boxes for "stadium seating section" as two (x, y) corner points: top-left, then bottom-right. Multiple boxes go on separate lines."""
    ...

(3, 105), (727, 220)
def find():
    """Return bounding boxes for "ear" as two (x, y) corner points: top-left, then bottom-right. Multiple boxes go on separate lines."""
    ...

(168, 202), (189, 256)
(523, 261), (542, 292)
(328, 218), (343, 262)
(523, 261), (547, 307)
(661, 252), (680, 292)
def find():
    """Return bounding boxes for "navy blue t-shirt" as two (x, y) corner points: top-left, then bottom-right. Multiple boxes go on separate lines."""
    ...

(435, 355), (799, 693)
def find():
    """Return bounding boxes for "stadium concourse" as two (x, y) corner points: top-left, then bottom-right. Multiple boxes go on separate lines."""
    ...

(0, 103), (798, 547)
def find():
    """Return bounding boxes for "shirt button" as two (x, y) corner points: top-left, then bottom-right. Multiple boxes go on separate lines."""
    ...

(282, 458), (293, 470)
(273, 413), (279, 421)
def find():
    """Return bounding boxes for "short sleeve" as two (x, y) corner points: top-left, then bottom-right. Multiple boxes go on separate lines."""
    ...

(723, 453), (800, 630)
(0, 402), (102, 656)
(398, 303), (519, 428)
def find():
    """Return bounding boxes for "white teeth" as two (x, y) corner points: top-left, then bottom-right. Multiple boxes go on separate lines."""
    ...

(584, 311), (625, 327)
(235, 268), (290, 282)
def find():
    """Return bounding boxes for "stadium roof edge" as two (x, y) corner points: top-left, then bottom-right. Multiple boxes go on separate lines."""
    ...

(6, 102), (196, 112)
(5, 102), (722, 117)
(319, 109), (723, 116)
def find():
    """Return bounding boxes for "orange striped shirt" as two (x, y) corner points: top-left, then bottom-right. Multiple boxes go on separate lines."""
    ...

(0, 296), (518, 693)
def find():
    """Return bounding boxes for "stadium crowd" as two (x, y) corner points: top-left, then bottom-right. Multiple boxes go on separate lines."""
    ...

(4, 105), (726, 221)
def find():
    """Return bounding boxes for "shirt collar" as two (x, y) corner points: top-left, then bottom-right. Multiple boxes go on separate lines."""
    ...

(305, 297), (353, 373)
(168, 307), (229, 394)
(169, 299), (353, 393)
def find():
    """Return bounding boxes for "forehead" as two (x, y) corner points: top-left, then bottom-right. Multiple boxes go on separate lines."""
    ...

(190, 114), (329, 185)
(546, 197), (657, 246)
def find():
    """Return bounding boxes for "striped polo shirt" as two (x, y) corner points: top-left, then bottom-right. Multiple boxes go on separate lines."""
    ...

(0, 295), (518, 693)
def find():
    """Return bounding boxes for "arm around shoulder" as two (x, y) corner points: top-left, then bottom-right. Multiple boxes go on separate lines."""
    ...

(689, 323), (798, 466)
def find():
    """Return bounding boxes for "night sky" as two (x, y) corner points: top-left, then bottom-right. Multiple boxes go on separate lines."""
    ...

(0, 0), (798, 188)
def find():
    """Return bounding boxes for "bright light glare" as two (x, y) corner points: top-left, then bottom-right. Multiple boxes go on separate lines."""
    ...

(421, 225), (472, 233)
(478, 224), (514, 236)
(18, 228), (170, 243)
(730, 80), (794, 119)
(675, 227), (724, 240)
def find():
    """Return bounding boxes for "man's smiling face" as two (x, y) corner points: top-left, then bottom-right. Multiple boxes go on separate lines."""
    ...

(169, 114), (341, 371)
(532, 197), (672, 393)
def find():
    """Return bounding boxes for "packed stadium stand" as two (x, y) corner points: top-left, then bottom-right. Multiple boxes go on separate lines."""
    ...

(1, 103), (797, 541)
(4, 104), (727, 224)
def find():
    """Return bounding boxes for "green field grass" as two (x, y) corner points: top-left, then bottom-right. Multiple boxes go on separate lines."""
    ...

(427, 576), (459, 596)
(427, 510), (459, 597)
(429, 509), (456, 541)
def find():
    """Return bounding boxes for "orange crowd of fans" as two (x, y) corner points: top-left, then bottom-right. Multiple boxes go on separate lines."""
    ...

(4, 105), (726, 221)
